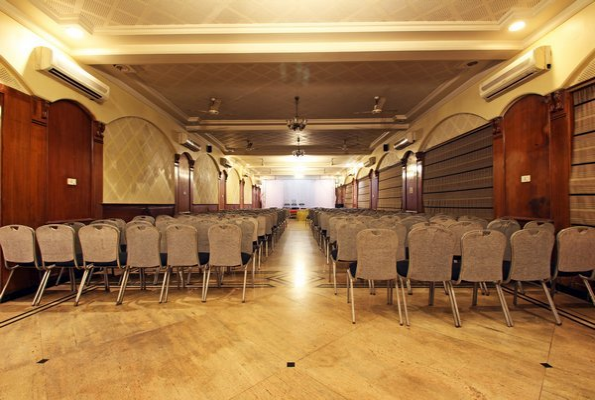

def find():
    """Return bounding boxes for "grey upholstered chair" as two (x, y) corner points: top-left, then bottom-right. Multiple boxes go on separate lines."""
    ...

(448, 221), (484, 258)
(505, 228), (561, 325)
(77, 223), (122, 305)
(553, 226), (595, 305)
(233, 219), (257, 286)
(206, 223), (247, 302)
(332, 221), (367, 295)
(397, 225), (459, 327)
(456, 229), (513, 327)
(55, 221), (85, 286)
(524, 220), (555, 233)
(487, 218), (521, 262)
(0, 225), (40, 303)
(161, 224), (204, 303)
(132, 215), (155, 225)
(35, 224), (80, 306)
(458, 215), (489, 229)
(117, 224), (162, 305)
(347, 229), (403, 324)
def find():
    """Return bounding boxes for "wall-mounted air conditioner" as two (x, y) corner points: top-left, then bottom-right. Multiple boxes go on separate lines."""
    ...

(394, 131), (416, 150)
(34, 46), (110, 102)
(177, 132), (201, 152)
(363, 157), (376, 168)
(479, 46), (551, 101)
(219, 158), (233, 169)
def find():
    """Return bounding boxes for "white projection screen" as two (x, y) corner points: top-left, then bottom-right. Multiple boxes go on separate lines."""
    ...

(262, 179), (335, 208)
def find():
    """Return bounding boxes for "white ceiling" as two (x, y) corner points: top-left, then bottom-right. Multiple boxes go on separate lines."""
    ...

(3, 0), (590, 176)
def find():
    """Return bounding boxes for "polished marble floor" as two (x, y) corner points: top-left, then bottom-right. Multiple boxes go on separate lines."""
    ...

(0, 220), (594, 400)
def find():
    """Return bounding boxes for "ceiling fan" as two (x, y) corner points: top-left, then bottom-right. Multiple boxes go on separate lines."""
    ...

(337, 138), (366, 154)
(354, 96), (399, 115)
(198, 97), (223, 115)
(245, 139), (256, 152)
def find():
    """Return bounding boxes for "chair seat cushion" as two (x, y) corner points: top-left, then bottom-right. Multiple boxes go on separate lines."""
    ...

(89, 251), (127, 267)
(54, 253), (84, 267)
(241, 252), (252, 265)
(331, 249), (338, 261)
(199, 252), (210, 266)
(451, 259), (461, 281)
(503, 260), (511, 281)
(396, 260), (409, 277)
(348, 261), (358, 277)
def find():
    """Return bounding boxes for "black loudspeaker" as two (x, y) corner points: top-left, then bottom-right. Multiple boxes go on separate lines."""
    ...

(383, 143), (389, 152)
(206, 145), (212, 153)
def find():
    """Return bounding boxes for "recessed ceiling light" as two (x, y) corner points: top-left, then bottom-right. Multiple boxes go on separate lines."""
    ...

(508, 20), (526, 32)
(65, 26), (85, 39)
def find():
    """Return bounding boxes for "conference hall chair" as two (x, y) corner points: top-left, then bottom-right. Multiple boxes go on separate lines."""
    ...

(117, 224), (162, 305)
(77, 223), (123, 305)
(132, 215), (156, 225)
(0, 225), (40, 303)
(487, 218), (521, 263)
(332, 221), (368, 295)
(458, 215), (489, 229)
(505, 229), (561, 325)
(206, 223), (247, 302)
(397, 225), (459, 327)
(55, 221), (85, 286)
(455, 230), (513, 327)
(160, 224), (205, 303)
(553, 226), (595, 305)
(347, 229), (403, 324)
(449, 221), (484, 259)
(524, 220), (555, 233)
(233, 219), (257, 286)
(34, 224), (81, 306)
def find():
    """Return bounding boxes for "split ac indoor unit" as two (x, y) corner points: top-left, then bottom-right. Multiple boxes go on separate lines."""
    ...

(177, 131), (201, 152)
(479, 46), (551, 101)
(34, 46), (110, 102)
(219, 158), (233, 169)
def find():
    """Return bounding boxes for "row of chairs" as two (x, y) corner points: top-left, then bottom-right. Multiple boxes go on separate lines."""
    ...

(0, 209), (288, 306)
(345, 224), (595, 326)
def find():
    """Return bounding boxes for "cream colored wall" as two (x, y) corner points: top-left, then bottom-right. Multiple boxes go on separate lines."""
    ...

(244, 176), (253, 205)
(355, 3), (595, 181)
(226, 168), (241, 204)
(104, 117), (175, 203)
(0, 11), (239, 205)
(193, 154), (220, 204)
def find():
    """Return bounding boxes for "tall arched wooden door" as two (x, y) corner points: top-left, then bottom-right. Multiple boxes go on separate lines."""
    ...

(175, 153), (194, 214)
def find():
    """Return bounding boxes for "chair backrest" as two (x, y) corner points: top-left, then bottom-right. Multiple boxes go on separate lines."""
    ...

(407, 225), (456, 282)
(555, 226), (595, 274)
(194, 219), (217, 253)
(379, 215), (401, 222)
(165, 224), (198, 267)
(328, 216), (346, 243)
(62, 221), (85, 254)
(126, 220), (153, 228)
(448, 221), (483, 256)
(486, 219), (521, 261)
(35, 224), (77, 266)
(336, 221), (367, 261)
(524, 220), (555, 233)
(509, 228), (554, 282)
(126, 224), (161, 268)
(79, 224), (121, 265)
(356, 229), (398, 281)
(132, 215), (155, 225)
(234, 219), (256, 254)
(459, 230), (506, 283)
(241, 217), (259, 242)
(0, 225), (38, 265)
(256, 215), (267, 237)
(91, 219), (120, 229)
(429, 215), (456, 227)
(458, 215), (488, 228)
(208, 224), (242, 267)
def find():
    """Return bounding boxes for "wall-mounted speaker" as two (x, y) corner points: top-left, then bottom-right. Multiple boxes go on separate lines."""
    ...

(383, 143), (389, 152)
(206, 144), (212, 153)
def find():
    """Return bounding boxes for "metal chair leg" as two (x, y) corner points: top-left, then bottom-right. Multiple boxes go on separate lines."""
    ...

(399, 277), (410, 326)
(75, 269), (91, 306)
(581, 276), (595, 305)
(494, 283), (513, 327)
(32, 270), (52, 306)
(242, 267), (248, 303)
(445, 281), (461, 327)
(116, 267), (131, 305)
(541, 281), (562, 325)
(0, 269), (15, 302)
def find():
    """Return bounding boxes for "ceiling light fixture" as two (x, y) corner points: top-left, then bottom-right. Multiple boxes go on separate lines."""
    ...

(508, 20), (526, 32)
(287, 96), (307, 131)
(292, 135), (306, 157)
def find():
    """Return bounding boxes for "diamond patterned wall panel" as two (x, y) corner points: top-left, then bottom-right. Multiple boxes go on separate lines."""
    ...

(193, 154), (219, 204)
(423, 113), (489, 150)
(104, 117), (175, 203)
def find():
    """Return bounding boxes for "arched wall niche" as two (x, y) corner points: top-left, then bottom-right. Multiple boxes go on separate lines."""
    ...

(244, 175), (253, 205)
(377, 152), (401, 170)
(193, 153), (220, 205)
(103, 116), (175, 204)
(420, 113), (488, 151)
(226, 168), (241, 205)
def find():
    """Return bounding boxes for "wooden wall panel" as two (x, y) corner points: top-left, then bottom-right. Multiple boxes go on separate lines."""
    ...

(501, 95), (551, 219)
(357, 176), (371, 209)
(377, 163), (402, 210)
(423, 123), (494, 218)
(46, 100), (93, 221)
(175, 153), (193, 214)
(570, 81), (595, 227)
